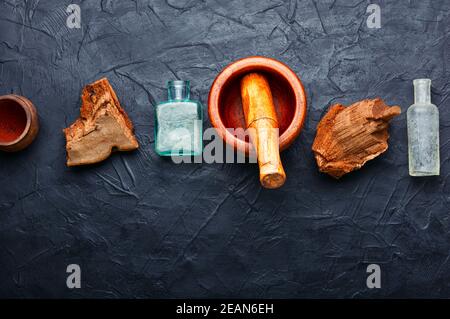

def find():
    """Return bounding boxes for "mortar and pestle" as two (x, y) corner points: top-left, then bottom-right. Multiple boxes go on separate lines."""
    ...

(208, 56), (307, 189)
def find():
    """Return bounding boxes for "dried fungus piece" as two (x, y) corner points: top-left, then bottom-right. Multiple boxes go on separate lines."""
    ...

(312, 98), (401, 178)
(64, 78), (139, 166)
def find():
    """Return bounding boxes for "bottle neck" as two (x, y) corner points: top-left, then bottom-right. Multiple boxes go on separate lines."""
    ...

(168, 80), (190, 101)
(414, 79), (431, 104)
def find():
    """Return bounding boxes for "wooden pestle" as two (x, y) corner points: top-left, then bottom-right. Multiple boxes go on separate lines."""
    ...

(240, 73), (286, 189)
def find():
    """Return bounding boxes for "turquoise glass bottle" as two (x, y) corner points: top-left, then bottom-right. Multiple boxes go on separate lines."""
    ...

(155, 80), (203, 156)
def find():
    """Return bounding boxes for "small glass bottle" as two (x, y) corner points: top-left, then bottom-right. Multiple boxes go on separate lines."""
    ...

(155, 80), (203, 156)
(407, 79), (440, 176)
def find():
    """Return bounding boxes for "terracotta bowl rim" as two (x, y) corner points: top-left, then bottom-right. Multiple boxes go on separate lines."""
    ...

(208, 56), (307, 155)
(0, 94), (32, 146)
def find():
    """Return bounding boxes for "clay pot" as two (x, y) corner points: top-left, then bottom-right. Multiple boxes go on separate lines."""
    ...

(0, 94), (39, 152)
(208, 56), (307, 155)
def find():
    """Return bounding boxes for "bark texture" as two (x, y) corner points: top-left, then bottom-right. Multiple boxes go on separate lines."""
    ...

(312, 98), (401, 178)
(64, 78), (139, 166)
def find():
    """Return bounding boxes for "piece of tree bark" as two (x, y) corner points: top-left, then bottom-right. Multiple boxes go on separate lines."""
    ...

(64, 78), (139, 166)
(312, 98), (401, 178)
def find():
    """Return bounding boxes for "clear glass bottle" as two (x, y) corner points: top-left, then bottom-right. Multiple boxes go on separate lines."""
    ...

(155, 80), (203, 156)
(407, 79), (440, 176)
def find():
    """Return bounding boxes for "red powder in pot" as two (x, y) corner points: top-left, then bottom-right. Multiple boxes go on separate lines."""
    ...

(0, 100), (28, 143)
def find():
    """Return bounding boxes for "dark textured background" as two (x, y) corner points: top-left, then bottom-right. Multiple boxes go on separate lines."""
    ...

(1, 0), (450, 298)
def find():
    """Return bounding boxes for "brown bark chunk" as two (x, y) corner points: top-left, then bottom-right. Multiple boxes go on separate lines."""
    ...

(312, 98), (401, 178)
(64, 78), (139, 166)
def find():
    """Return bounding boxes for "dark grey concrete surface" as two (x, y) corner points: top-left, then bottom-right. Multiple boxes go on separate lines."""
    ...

(0, 0), (449, 298)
